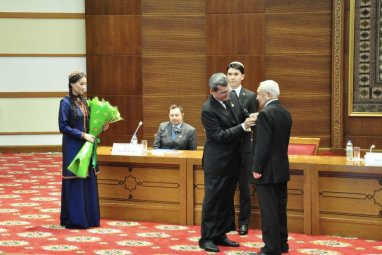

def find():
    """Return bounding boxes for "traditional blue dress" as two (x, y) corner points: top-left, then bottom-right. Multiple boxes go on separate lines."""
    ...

(58, 96), (100, 229)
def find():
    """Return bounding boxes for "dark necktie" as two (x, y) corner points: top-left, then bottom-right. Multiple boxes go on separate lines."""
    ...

(232, 90), (239, 98)
(223, 100), (229, 109)
(172, 126), (181, 140)
(223, 101), (235, 119)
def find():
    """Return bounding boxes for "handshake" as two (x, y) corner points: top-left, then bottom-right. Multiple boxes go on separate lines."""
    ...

(243, 112), (259, 131)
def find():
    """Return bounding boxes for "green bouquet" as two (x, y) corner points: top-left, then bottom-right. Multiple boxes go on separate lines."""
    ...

(68, 97), (123, 178)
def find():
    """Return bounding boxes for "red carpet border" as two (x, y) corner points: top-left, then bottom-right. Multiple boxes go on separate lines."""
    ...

(0, 152), (382, 255)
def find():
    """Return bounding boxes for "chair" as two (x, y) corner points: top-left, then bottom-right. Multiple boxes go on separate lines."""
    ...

(288, 137), (320, 155)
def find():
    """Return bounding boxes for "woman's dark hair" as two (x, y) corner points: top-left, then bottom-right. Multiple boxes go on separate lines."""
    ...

(68, 71), (89, 123)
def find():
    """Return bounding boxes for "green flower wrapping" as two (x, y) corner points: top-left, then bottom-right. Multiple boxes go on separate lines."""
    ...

(68, 97), (123, 178)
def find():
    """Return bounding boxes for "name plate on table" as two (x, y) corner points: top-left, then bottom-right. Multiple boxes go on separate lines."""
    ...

(364, 153), (382, 166)
(111, 143), (144, 156)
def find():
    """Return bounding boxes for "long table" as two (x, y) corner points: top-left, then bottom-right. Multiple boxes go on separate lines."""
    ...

(97, 146), (382, 240)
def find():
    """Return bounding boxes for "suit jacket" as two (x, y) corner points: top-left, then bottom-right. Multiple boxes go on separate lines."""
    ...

(251, 100), (292, 184)
(201, 94), (249, 176)
(153, 121), (197, 150)
(231, 87), (259, 153)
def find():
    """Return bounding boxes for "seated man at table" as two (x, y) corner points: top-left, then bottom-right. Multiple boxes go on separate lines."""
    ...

(153, 104), (197, 150)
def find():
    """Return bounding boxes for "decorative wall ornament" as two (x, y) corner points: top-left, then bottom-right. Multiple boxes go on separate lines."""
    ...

(348, 0), (382, 116)
(332, 0), (345, 148)
(378, 0), (382, 83)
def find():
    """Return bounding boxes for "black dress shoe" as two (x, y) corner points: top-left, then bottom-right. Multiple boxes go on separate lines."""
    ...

(214, 237), (240, 247)
(281, 243), (289, 253)
(199, 241), (220, 252)
(238, 225), (248, 235)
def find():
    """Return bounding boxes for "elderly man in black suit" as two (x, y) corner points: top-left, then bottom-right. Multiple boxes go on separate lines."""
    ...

(198, 73), (257, 253)
(226, 61), (259, 235)
(251, 80), (292, 255)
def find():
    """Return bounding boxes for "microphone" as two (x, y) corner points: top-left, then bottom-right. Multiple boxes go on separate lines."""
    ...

(130, 121), (143, 144)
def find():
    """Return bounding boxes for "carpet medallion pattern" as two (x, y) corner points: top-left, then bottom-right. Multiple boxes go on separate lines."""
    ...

(0, 153), (382, 254)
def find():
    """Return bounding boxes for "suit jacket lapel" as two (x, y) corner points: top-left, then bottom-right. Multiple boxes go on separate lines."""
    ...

(166, 122), (174, 142)
(177, 124), (184, 140)
(239, 88), (247, 104)
(210, 96), (235, 123)
(226, 99), (239, 124)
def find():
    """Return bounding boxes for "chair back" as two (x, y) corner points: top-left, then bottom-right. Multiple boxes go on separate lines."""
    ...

(288, 137), (320, 155)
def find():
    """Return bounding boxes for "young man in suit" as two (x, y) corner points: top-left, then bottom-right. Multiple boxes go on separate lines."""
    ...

(251, 80), (292, 255)
(153, 104), (197, 150)
(198, 73), (257, 253)
(227, 61), (259, 235)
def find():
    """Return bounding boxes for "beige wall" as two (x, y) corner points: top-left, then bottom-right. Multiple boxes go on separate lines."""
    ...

(0, 0), (86, 147)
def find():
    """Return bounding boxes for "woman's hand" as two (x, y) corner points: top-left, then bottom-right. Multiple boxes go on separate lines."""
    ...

(102, 122), (110, 131)
(83, 133), (95, 143)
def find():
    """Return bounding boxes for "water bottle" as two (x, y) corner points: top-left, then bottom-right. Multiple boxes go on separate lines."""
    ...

(131, 135), (138, 144)
(346, 140), (353, 161)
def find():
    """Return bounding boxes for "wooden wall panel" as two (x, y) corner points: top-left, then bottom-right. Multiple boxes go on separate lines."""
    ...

(85, 0), (366, 151)
(206, 14), (265, 55)
(345, 118), (382, 150)
(265, 55), (331, 147)
(141, 1), (206, 146)
(265, 13), (331, 54)
(86, 55), (142, 96)
(85, 0), (141, 15)
(142, 16), (205, 55)
(206, 0), (265, 13)
(265, 55), (331, 94)
(142, 0), (204, 15)
(263, 4), (332, 148)
(282, 95), (331, 146)
(265, 0), (332, 13)
(142, 56), (206, 96)
(86, 15), (141, 55)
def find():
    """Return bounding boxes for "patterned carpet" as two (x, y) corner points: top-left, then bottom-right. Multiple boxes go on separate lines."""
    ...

(0, 152), (382, 255)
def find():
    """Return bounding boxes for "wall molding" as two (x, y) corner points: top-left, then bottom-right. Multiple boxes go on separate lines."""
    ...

(0, 12), (84, 19)
(0, 132), (60, 135)
(0, 92), (66, 98)
(331, 0), (345, 149)
(0, 54), (85, 57)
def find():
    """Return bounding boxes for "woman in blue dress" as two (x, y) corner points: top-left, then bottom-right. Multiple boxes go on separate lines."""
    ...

(58, 71), (100, 229)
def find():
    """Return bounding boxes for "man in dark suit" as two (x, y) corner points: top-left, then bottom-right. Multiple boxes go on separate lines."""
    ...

(227, 61), (259, 235)
(199, 73), (257, 253)
(251, 80), (292, 255)
(153, 104), (197, 150)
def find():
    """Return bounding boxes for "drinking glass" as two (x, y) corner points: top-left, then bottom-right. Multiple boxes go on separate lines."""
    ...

(141, 140), (148, 155)
(353, 146), (361, 161)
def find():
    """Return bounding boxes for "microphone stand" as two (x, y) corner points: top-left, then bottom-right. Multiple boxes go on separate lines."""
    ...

(130, 121), (143, 144)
